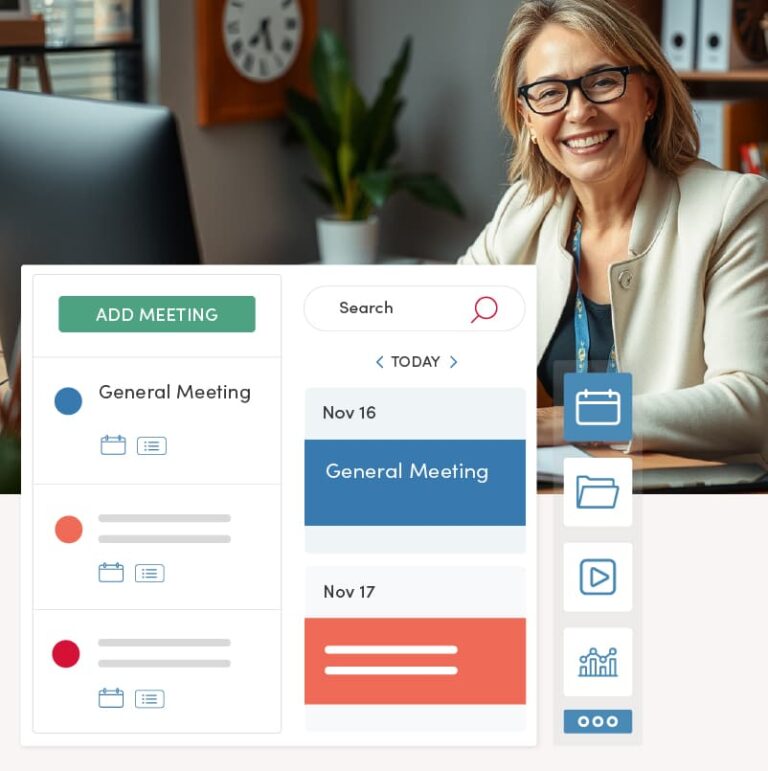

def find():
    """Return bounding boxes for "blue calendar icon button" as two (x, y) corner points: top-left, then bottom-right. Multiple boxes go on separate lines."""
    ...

(563, 373), (632, 443)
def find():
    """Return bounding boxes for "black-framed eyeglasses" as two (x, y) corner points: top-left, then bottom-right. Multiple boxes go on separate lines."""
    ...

(518, 66), (645, 115)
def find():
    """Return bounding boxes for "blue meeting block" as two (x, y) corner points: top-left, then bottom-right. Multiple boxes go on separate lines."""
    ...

(304, 439), (525, 526)
(563, 709), (633, 734)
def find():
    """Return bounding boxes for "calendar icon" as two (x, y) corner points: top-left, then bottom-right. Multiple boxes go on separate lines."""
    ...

(98, 688), (124, 709)
(564, 373), (632, 442)
(98, 562), (124, 582)
(100, 435), (127, 455)
(575, 389), (621, 426)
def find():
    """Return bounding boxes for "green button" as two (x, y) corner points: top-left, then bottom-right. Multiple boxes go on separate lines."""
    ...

(59, 296), (255, 332)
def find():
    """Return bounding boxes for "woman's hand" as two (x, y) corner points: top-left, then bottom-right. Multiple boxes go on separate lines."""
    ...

(537, 406), (565, 446)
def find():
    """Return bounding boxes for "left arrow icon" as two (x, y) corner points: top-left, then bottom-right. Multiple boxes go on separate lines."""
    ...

(376, 356), (384, 368)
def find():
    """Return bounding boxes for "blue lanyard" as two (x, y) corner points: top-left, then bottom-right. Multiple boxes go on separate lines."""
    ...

(571, 216), (617, 374)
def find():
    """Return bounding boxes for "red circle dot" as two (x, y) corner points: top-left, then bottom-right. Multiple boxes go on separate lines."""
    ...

(55, 516), (83, 544)
(52, 640), (80, 668)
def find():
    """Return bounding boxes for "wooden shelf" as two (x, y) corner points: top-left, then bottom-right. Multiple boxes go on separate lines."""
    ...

(679, 70), (768, 83)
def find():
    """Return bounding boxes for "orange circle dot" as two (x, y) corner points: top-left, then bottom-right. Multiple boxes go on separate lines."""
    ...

(55, 516), (83, 544)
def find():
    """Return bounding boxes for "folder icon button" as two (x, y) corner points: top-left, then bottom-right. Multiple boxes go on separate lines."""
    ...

(576, 476), (619, 509)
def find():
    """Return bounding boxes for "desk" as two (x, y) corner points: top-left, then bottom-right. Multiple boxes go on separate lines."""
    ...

(583, 446), (721, 470)
(538, 446), (766, 493)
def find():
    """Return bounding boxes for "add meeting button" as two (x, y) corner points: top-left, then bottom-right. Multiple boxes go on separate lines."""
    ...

(58, 296), (255, 332)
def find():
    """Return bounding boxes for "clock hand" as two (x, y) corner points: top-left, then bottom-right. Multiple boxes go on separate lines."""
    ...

(248, 17), (274, 52)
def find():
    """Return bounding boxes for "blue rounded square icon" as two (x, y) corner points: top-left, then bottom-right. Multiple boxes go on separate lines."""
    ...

(563, 373), (632, 443)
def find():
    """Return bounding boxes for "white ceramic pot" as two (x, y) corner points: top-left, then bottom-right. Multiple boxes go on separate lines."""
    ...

(316, 215), (379, 265)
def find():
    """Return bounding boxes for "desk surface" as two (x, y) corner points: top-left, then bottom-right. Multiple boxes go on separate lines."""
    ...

(583, 447), (721, 470)
(537, 446), (767, 493)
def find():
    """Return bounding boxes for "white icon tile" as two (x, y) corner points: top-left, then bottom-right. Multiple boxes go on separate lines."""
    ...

(563, 627), (633, 697)
(563, 542), (633, 612)
(564, 457), (632, 527)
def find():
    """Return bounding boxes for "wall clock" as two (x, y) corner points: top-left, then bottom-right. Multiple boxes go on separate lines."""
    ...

(197, 0), (317, 126)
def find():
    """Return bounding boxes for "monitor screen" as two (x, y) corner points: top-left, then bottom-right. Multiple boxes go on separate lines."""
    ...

(0, 90), (200, 370)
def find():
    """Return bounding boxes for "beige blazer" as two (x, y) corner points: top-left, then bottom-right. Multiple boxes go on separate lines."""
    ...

(460, 160), (768, 463)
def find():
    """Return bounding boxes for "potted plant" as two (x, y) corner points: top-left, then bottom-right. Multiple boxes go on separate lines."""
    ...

(286, 29), (463, 264)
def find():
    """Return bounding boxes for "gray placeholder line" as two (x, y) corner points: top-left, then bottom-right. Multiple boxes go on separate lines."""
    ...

(98, 535), (231, 543)
(98, 515), (231, 523)
(98, 639), (231, 647)
(98, 660), (231, 668)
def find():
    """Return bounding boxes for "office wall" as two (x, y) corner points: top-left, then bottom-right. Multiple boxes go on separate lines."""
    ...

(347, 0), (518, 261)
(154, 1), (516, 264)
(155, 0), (345, 264)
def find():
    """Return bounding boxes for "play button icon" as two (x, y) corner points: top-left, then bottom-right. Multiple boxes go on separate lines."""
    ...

(580, 559), (616, 595)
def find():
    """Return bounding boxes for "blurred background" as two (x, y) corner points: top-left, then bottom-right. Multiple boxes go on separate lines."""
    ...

(2, 1), (767, 264)
(3, 0), (768, 490)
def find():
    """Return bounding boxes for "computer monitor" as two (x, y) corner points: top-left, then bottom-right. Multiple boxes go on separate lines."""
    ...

(0, 90), (200, 372)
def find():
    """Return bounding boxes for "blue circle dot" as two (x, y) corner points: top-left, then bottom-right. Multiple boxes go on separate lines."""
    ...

(54, 388), (82, 416)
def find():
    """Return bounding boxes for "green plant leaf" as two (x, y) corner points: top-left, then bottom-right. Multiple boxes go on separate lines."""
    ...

(365, 38), (411, 169)
(337, 142), (356, 193)
(281, 119), (303, 145)
(289, 29), (462, 221)
(352, 196), (374, 221)
(357, 170), (396, 209)
(311, 29), (352, 129)
(340, 81), (367, 143)
(357, 170), (464, 217)
(285, 88), (343, 208)
(396, 173), (465, 217)
(375, 98), (404, 166)
(337, 81), (368, 214)
(285, 88), (336, 154)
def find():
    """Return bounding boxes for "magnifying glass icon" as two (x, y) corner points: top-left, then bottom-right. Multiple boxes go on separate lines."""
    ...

(471, 296), (499, 323)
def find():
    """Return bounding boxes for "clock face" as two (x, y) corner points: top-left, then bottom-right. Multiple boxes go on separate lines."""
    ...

(223, 0), (304, 82)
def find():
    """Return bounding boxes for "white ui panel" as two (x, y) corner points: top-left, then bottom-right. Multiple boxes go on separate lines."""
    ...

(21, 265), (536, 746)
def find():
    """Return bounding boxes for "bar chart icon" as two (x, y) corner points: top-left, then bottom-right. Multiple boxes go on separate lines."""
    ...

(578, 647), (618, 678)
(564, 628), (632, 697)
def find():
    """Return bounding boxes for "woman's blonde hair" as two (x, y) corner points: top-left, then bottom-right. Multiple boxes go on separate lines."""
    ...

(497, 0), (700, 201)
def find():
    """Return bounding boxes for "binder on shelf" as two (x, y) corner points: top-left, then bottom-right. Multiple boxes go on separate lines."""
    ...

(661, 0), (698, 71)
(697, 0), (766, 72)
(692, 99), (768, 171)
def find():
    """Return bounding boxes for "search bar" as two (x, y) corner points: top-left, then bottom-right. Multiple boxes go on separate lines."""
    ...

(304, 285), (526, 331)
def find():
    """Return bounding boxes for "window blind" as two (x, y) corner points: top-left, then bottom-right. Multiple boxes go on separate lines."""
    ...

(0, 1), (141, 101)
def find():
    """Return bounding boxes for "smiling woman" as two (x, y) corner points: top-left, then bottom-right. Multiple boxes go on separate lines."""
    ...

(459, 0), (768, 464)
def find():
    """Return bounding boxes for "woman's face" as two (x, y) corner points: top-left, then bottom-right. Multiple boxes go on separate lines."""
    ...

(519, 24), (656, 190)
